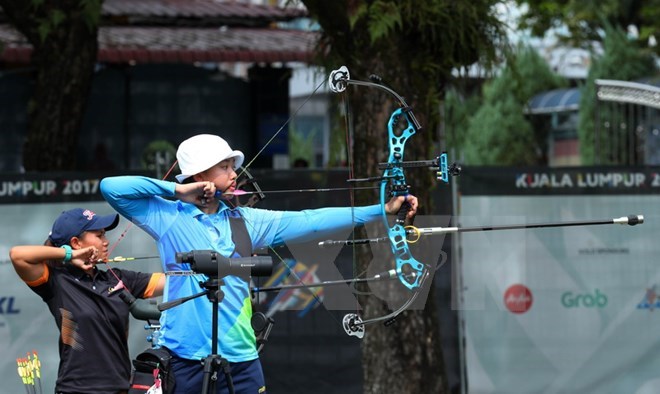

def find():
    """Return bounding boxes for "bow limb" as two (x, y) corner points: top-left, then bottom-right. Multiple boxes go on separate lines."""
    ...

(342, 288), (425, 339)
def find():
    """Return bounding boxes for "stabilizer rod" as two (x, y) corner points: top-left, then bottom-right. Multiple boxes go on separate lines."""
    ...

(319, 215), (644, 247)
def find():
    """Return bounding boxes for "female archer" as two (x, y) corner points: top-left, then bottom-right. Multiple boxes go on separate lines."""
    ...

(9, 208), (165, 394)
(100, 133), (418, 394)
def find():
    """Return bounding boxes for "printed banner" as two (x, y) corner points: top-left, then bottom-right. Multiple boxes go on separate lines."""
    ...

(459, 167), (660, 393)
(0, 171), (148, 204)
(460, 166), (660, 195)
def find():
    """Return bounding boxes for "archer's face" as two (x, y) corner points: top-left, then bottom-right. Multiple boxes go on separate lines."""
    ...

(198, 158), (237, 193)
(75, 229), (109, 261)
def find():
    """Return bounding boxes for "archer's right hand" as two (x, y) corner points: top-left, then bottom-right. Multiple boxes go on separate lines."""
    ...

(71, 246), (99, 269)
(175, 181), (217, 207)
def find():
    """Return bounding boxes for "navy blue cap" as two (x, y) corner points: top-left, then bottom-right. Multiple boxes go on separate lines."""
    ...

(48, 208), (119, 247)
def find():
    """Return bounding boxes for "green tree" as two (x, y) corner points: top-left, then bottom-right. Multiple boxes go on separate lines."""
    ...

(462, 45), (565, 165)
(514, 1), (660, 164)
(516, 0), (660, 53)
(299, 1), (508, 392)
(578, 25), (657, 164)
(0, 0), (102, 171)
(465, 94), (537, 164)
(443, 88), (481, 157)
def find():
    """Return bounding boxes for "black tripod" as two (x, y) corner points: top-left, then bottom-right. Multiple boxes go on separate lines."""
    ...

(158, 277), (235, 394)
(200, 278), (235, 394)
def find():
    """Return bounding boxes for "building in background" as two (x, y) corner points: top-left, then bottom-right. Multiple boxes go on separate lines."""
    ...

(0, 0), (317, 171)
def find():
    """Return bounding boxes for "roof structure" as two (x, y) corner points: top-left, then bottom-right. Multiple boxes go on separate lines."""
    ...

(102, 0), (307, 27)
(0, 26), (316, 64)
(526, 88), (581, 115)
(0, 0), (317, 65)
(527, 78), (660, 115)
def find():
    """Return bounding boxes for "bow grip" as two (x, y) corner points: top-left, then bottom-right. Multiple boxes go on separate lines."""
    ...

(396, 199), (411, 225)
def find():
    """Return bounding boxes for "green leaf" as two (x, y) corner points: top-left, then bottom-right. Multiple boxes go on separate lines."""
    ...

(367, 1), (402, 43)
(37, 19), (50, 43)
(348, 3), (368, 30)
(79, 0), (102, 30)
(50, 9), (66, 28)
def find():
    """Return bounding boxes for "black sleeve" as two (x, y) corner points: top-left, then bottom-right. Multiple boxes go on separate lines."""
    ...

(27, 265), (57, 302)
(111, 268), (154, 299)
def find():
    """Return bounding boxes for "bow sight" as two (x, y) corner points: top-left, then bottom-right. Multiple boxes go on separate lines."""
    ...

(377, 154), (462, 183)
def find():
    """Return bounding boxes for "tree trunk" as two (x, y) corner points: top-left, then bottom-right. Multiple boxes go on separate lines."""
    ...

(346, 72), (447, 394)
(298, 0), (460, 391)
(0, 0), (101, 171)
(353, 88), (446, 394)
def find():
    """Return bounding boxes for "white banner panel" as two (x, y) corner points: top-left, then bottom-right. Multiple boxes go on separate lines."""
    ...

(460, 193), (659, 394)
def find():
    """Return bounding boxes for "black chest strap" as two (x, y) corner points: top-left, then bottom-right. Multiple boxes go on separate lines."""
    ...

(227, 211), (252, 258)
(228, 211), (274, 353)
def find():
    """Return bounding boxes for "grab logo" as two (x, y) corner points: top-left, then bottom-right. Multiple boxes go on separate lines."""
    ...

(504, 284), (533, 314)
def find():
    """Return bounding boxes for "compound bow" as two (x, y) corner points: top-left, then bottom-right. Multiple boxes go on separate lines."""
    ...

(326, 66), (460, 338)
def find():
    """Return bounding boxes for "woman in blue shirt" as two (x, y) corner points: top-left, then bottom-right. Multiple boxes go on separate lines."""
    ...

(100, 133), (417, 394)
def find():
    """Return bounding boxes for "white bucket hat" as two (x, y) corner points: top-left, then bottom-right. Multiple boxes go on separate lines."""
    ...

(175, 134), (245, 182)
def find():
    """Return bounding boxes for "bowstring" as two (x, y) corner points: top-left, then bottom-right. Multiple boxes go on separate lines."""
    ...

(338, 88), (366, 316)
(228, 74), (346, 327)
(100, 72), (352, 327)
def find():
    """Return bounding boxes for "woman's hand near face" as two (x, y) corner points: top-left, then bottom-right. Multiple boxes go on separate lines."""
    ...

(175, 181), (217, 207)
(71, 246), (98, 268)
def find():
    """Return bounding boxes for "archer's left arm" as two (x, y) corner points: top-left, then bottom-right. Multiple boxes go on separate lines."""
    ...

(243, 203), (396, 248)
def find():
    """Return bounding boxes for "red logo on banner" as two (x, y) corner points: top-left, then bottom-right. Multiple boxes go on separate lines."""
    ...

(504, 284), (533, 314)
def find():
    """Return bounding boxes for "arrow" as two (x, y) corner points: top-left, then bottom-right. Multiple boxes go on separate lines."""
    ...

(103, 255), (160, 263)
(215, 186), (381, 197)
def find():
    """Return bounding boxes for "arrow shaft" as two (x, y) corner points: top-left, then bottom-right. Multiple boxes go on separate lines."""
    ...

(218, 186), (380, 197)
(104, 256), (160, 263)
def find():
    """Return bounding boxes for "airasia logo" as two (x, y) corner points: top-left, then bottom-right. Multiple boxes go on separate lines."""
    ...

(504, 284), (533, 314)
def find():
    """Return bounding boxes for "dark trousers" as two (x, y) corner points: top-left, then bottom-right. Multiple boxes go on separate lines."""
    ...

(170, 356), (266, 394)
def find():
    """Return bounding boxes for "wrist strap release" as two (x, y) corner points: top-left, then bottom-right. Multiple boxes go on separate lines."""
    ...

(61, 245), (72, 263)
